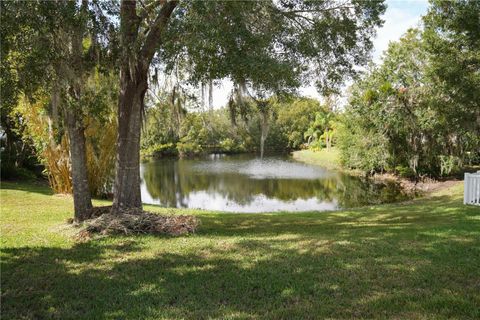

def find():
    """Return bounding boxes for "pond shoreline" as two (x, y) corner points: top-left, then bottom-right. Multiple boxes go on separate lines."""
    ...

(140, 154), (409, 212)
(291, 149), (463, 197)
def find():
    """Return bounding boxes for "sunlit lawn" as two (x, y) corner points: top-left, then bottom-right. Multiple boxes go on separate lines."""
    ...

(1, 181), (479, 319)
(292, 148), (342, 171)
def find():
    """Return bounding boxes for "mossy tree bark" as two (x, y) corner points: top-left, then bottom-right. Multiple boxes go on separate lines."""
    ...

(64, 0), (93, 221)
(112, 0), (177, 213)
(65, 108), (93, 221)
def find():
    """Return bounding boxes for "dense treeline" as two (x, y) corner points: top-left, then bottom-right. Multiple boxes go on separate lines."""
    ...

(141, 96), (336, 158)
(338, 1), (480, 178)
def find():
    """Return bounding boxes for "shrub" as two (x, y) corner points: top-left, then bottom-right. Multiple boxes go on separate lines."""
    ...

(0, 161), (37, 180)
(395, 166), (416, 179)
(177, 139), (204, 157)
(337, 120), (389, 175)
(439, 155), (460, 177)
(141, 143), (178, 159)
(218, 138), (245, 154)
(15, 94), (116, 196)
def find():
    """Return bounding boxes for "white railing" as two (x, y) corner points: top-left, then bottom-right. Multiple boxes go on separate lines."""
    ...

(464, 171), (480, 206)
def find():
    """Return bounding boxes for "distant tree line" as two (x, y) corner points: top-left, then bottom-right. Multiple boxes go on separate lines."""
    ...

(140, 95), (336, 158)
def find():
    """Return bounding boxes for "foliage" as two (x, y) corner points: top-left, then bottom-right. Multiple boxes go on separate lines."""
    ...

(275, 98), (323, 149)
(176, 139), (204, 158)
(438, 155), (460, 177)
(0, 109), (40, 180)
(84, 114), (117, 197)
(1, 1), (116, 202)
(0, 1), (45, 178)
(337, 117), (390, 174)
(141, 143), (178, 159)
(304, 111), (337, 151)
(14, 72), (118, 196)
(394, 165), (416, 179)
(423, 0), (480, 129)
(141, 90), (251, 157)
(339, 19), (480, 177)
(164, 1), (385, 95)
(176, 113), (210, 157)
(14, 95), (72, 194)
(141, 96), (335, 156)
(218, 138), (246, 154)
(141, 89), (188, 152)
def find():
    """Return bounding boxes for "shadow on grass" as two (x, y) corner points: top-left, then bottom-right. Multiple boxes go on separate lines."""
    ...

(2, 196), (479, 319)
(197, 195), (478, 238)
(0, 180), (53, 196)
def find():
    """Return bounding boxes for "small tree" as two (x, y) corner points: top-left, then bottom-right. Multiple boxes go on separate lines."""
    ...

(2, 1), (116, 220)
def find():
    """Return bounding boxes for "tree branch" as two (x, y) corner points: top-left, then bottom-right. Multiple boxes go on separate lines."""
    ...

(141, 0), (177, 65)
(120, 0), (140, 47)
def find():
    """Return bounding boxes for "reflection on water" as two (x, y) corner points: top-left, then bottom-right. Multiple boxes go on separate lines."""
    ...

(140, 154), (408, 213)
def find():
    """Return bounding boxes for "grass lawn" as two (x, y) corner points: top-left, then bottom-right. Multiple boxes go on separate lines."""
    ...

(292, 148), (342, 171)
(1, 180), (479, 319)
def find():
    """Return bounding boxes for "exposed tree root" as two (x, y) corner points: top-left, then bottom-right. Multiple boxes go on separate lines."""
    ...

(75, 206), (199, 241)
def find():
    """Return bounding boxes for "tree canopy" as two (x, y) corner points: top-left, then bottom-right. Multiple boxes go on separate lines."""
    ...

(338, 0), (480, 177)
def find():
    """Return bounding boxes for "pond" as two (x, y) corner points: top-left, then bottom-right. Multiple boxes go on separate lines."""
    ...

(140, 154), (409, 213)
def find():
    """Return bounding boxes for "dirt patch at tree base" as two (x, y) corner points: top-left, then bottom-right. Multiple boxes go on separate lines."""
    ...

(73, 207), (199, 241)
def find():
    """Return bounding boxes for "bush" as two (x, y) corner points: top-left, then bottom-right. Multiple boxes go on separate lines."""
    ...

(0, 161), (37, 180)
(141, 143), (178, 159)
(177, 139), (204, 157)
(218, 138), (245, 154)
(439, 155), (460, 177)
(395, 166), (416, 179)
(308, 138), (323, 152)
(337, 120), (389, 175)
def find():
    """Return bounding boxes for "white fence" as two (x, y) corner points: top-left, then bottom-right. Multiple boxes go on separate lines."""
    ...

(464, 171), (480, 206)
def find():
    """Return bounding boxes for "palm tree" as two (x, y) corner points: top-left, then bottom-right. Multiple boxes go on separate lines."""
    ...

(304, 112), (335, 149)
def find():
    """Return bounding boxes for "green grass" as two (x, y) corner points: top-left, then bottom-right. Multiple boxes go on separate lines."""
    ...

(1, 180), (480, 319)
(292, 148), (342, 171)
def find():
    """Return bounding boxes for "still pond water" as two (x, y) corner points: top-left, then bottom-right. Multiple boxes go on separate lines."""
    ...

(140, 154), (408, 213)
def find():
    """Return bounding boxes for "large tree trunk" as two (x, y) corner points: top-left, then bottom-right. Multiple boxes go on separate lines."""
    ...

(62, 0), (93, 222)
(112, 65), (148, 212)
(112, 0), (177, 212)
(65, 109), (93, 221)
